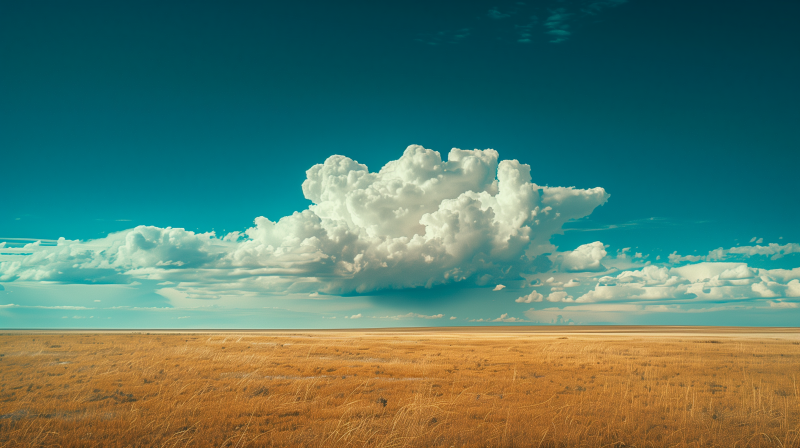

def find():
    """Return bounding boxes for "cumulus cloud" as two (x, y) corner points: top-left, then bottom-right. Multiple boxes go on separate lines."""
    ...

(788, 280), (800, 297)
(572, 261), (800, 304)
(558, 241), (607, 272)
(493, 284), (506, 291)
(516, 290), (544, 303)
(0, 146), (608, 297)
(669, 243), (800, 263)
(546, 291), (574, 302)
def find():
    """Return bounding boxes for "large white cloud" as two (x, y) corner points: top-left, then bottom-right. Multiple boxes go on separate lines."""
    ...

(0, 146), (609, 295)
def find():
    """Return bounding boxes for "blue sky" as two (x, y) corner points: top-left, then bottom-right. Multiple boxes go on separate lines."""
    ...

(1, 0), (799, 328)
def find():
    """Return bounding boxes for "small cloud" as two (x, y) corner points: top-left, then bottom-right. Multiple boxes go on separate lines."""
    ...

(115, 219), (132, 222)
(750, 237), (757, 243)
(768, 300), (798, 309)
(516, 290), (544, 303)
(309, 292), (319, 297)
(493, 284), (506, 291)
(380, 312), (444, 320)
(564, 279), (580, 288)
(492, 313), (526, 322)
(756, 238), (763, 244)
(349, 313), (362, 319)
(546, 291), (574, 302)
(544, 8), (572, 43)
(94, 299), (101, 302)
(488, 8), (511, 19)
(449, 316), (457, 320)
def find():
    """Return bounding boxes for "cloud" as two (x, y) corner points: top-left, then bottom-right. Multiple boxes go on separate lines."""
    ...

(0, 146), (608, 297)
(349, 313), (362, 319)
(493, 284), (506, 291)
(544, 8), (572, 43)
(546, 291), (574, 302)
(582, 0), (627, 14)
(669, 243), (800, 263)
(493, 313), (525, 322)
(516, 290), (544, 303)
(471, 313), (527, 322)
(558, 241), (607, 272)
(768, 300), (798, 309)
(572, 262), (800, 304)
(788, 280), (800, 297)
(488, 8), (511, 19)
(380, 312), (444, 320)
(415, 29), (471, 46)
(449, 316), (457, 320)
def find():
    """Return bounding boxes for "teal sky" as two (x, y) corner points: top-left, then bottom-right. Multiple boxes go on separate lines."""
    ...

(2, 0), (799, 328)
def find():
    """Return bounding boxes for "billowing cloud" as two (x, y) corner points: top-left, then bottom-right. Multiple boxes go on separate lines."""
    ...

(558, 241), (607, 272)
(0, 146), (609, 297)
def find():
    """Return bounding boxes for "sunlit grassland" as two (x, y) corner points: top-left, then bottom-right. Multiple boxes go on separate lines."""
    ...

(1, 328), (799, 447)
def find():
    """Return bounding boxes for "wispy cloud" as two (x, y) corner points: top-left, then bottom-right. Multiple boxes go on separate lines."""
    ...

(487, 8), (512, 20)
(415, 28), (471, 46)
(417, 0), (631, 46)
(544, 8), (572, 43)
(470, 313), (527, 323)
(378, 312), (444, 320)
(582, 0), (628, 15)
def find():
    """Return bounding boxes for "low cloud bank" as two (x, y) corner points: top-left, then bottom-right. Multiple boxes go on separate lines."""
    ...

(0, 145), (609, 296)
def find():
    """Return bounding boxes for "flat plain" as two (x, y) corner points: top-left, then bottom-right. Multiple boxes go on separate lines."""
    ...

(1, 327), (799, 447)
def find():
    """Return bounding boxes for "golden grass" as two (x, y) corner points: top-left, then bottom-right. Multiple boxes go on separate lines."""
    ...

(1, 328), (799, 447)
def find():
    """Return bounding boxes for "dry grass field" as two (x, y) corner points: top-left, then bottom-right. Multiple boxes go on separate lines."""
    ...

(1, 327), (799, 447)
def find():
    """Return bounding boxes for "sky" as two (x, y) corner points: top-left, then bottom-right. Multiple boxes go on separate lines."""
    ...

(1, 0), (799, 328)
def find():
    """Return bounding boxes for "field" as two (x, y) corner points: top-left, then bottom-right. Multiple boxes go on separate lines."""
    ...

(1, 327), (799, 447)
